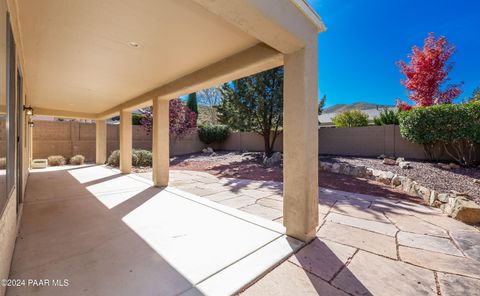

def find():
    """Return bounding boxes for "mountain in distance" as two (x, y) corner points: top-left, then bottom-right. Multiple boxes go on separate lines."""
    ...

(323, 102), (394, 114)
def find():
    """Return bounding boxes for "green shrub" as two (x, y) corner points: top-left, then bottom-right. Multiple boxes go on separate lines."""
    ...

(197, 124), (231, 144)
(132, 114), (144, 125)
(373, 108), (399, 125)
(332, 110), (369, 128)
(132, 149), (152, 167)
(70, 155), (85, 165)
(48, 155), (66, 166)
(106, 149), (152, 167)
(399, 102), (480, 165)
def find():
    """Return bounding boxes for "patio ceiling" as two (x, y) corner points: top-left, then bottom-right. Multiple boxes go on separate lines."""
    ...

(16, 0), (260, 114)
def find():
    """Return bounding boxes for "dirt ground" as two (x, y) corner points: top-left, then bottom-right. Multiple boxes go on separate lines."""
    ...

(160, 151), (422, 202)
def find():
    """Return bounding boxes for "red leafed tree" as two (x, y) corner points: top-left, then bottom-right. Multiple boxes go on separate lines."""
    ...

(140, 98), (197, 140)
(397, 33), (462, 108)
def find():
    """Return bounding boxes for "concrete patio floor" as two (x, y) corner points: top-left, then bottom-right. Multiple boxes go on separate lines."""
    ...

(8, 165), (480, 296)
(138, 170), (480, 296)
(7, 165), (302, 296)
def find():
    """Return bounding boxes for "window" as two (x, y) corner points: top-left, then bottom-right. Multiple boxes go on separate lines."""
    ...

(0, 1), (7, 211)
(0, 7), (16, 213)
(6, 12), (16, 198)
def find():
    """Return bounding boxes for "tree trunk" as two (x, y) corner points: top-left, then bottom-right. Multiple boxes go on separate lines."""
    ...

(263, 132), (273, 157)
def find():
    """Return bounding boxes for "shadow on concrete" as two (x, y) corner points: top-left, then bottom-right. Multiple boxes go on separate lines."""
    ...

(292, 238), (373, 295)
(9, 167), (204, 296)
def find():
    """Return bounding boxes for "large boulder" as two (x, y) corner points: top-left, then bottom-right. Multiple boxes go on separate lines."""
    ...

(263, 152), (282, 167)
(449, 197), (480, 225)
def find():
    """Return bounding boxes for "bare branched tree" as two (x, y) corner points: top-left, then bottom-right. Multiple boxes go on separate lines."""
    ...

(197, 87), (222, 125)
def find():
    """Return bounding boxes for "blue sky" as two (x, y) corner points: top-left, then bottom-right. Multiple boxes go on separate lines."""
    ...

(307, 0), (480, 107)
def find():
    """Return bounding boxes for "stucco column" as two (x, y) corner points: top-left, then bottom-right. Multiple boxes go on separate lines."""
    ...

(95, 120), (107, 164)
(119, 110), (132, 173)
(152, 98), (169, 187)
(283, 41), (319, 242)
(29, 120), (33, 168)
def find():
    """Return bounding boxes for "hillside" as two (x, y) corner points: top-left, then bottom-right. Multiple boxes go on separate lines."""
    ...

(323, 102), (393, 114)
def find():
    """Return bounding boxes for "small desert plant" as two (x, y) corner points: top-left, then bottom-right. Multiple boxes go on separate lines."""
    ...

(132, 149), (152, 167)
(106, 149), (152, 167)
(332, 110), (369, 128)
(107, 150), (120, 167)
(70, 155), (85, 165)
(0, 157), (6, 169)
(48, 155), (66, 166)
(373, 108), (399, 125)
(197, 124), (231, 144)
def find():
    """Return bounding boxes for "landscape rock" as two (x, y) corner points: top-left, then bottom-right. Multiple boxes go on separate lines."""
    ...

(398, 161), (411, 169)
(339, 163), (351, 175)
(401, 178), (414, 193)
(416, 186), (431, 203)
(437, 163), (451, 170)
(449, 162), (461, 170)
(429, 191), (439, 206)
(263, 152), (282, 167)
(391, 175), (403, 187)
(408, 182), (419, 195)
(352, 165), (367, 178)
(377, 154), (386, 159)
(395, 157), (405, 164)
(202, 147), (214, 154)
(376, 171), (394, 185)
(383, 158), (396, 165)
(320, 162), (333, 171)
(366, 168), (374, 177)
(438, 193), (450, 203)
(473, 179), (480, 185)
(223, 169), (235, 176)
(449, 197), (480, 225)
(331, 163), (341, 173)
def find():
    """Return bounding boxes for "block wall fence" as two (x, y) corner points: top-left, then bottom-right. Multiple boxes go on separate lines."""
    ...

(29, 121), (437, 162)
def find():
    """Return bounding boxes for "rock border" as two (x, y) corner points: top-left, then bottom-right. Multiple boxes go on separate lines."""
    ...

(319, 161), (480, 225)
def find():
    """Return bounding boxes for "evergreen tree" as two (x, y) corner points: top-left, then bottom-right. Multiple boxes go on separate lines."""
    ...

(318, 95), (326, 115)
(186, 92), (198, 115)
(217, 67), (283, 156)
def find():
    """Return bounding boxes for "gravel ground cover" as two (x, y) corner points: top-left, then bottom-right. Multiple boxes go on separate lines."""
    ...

(321, 156), (480, 204)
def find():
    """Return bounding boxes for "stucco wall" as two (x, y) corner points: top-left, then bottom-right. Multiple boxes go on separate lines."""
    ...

(318, 125), (426, 159)
(32, 121), (449, 161)
(0, 195), (17, 296)
(32, 121), (205, 161)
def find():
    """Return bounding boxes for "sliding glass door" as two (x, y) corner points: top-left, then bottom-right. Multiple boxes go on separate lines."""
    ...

(0, 8), (20, 215)
(0, 0), (7, 213)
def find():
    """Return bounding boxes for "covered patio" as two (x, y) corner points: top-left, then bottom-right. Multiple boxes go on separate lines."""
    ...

(19, 0), (323, 242)
(8, 165), (302, 295)
(2, 0), (326, 294)
(3, 0), (480, 295)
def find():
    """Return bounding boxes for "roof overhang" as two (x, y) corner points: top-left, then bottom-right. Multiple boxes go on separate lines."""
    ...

(10, 0), (324, 119)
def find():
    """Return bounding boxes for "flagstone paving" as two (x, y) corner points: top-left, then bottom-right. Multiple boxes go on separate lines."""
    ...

(137, 170), (480, 295)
